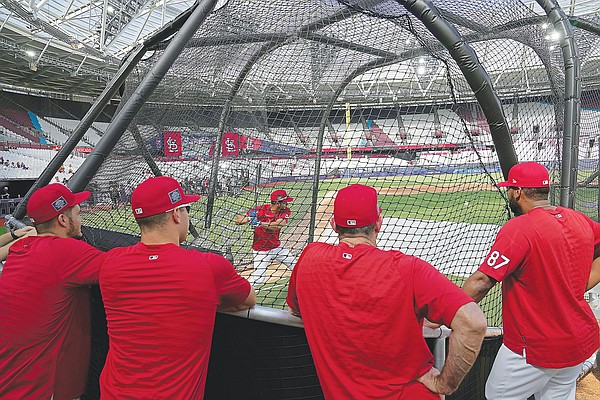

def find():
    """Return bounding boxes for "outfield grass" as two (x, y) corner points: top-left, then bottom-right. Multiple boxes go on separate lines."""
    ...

(80, 173), (508, 324)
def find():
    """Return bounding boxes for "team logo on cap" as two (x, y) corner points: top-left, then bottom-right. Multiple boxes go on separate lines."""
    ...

(135, 208), (143, 215)
(52, 196), (68, 212)
(168, 189), (182, 204)
(346, 219), (357, 226)
(542, 180), (549, 185)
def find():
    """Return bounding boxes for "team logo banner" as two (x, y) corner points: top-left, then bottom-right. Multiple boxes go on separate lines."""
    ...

(222, 132), (239, 156)
(163, 132), (182, 157)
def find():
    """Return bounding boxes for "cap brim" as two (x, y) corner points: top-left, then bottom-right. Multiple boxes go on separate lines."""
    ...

(284, 197), (293, 202)
(72, 191), (91, 205)
(183, 194), (201, 203)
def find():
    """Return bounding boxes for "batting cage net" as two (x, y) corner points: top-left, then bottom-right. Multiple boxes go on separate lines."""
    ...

(21, 1), (594, 398)
(76, 0), (597, 322)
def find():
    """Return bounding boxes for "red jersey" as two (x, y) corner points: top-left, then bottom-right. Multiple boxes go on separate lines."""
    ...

(99, 242), (251, 400)
(248, 204), (290, 251)
(287, 242), (473, 399)
(0, 236), (105, 400)
(478, 206), (600, 368)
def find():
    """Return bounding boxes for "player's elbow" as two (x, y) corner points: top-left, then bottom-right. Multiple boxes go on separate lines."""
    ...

(243, 288), (257, 308)
(452, 302), (487, 337)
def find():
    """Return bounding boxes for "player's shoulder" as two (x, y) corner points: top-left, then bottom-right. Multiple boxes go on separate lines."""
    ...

(54, 236), (99, 250)
(501, 213), (530, 233)
(301, 241), (334, 256)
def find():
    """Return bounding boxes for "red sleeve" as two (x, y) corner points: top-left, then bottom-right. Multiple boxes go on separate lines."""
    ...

(58, 238), (106, 287)
(286, 246), (311, 314)
(579, 213), (600, 259)
(280, 209), (291, 221)
(209, 253), (251, 306)
(477, 219), (529, 282)
(411, 257), (473, 326)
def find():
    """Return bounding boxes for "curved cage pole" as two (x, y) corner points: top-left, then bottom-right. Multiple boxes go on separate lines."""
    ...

(205, 1), (382, 228)
(398, 0), (517, 179)
(536, 0), (581, 208)
(9, 2), (200, 223)
(310, 56), (398, 242)
(9, 43), (147, 222)
(68, 0), (218, 193)
(206, 41), (287, 230)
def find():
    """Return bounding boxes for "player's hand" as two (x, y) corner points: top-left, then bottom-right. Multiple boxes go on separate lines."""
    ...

(13, 226), (36, 239)
(423, 318), (442, 329)
(417, 367), (442, 394)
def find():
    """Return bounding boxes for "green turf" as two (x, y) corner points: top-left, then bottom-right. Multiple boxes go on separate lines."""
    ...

(81, 174), (510, 325)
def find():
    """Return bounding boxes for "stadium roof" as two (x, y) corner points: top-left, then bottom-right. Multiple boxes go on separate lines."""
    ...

(0, 0), (598, 100)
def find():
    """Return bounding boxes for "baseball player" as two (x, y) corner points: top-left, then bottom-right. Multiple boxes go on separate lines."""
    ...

(287, 184), (487, 399)
(463, 162), (600, 400)
(0, 184), (106, 400)
(99, 176), (255, 399)
(235, 189), (296, 285)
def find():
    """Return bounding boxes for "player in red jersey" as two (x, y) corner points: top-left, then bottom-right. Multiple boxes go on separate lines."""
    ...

(0, 184), (106, 400)
(235, 189), (296, 285)
(99, 176), (255, 399)
(463, 162), (600, 400)
(287, 184), (486, 399)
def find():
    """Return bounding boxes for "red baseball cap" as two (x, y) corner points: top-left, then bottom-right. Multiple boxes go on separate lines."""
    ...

(334, 184), (381, 228)
(271, 189), (293, 203)
(497, 162), (550, 188)
(27, 184), (90, 224)
(131, 176), (200, 219)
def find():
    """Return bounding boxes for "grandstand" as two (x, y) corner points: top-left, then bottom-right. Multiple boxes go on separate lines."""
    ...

(1, 0), (600, 399)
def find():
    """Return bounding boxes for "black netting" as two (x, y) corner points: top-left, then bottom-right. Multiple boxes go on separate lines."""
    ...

(4, 1), (600, 399)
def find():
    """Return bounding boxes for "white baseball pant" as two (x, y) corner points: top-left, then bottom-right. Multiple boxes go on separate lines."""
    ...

(486, 344), (583, 400)
(251, 246), (296, 285)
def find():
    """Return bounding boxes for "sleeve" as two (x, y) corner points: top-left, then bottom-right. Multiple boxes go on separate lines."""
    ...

(286, 249), (307, 314)
(411, 258), (473, 326)
(210, 253), (251, 306)
(579, 213), (600, 258)
(477, 219), (530, 282)
(59, 238), (107, 287)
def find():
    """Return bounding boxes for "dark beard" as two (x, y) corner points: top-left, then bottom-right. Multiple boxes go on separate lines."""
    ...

(67, 218), (82, 239)
(509, 196), (523, 216)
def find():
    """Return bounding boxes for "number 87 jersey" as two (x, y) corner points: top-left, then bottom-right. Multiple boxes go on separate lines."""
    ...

(476, 206), (600, 368)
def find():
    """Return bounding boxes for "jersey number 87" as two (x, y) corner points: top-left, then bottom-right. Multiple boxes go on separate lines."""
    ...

(486, 251), (510, 270)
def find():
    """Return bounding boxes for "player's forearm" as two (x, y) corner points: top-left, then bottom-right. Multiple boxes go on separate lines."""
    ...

(261, 220), (286, 230)
(234, 215), (249, 225)
(462, 271), (495, 303)
(0, 232), (13, 247)
(587, 257), (600, 291)
(218, 288), (256, 312)
(436, 303), (486, 394)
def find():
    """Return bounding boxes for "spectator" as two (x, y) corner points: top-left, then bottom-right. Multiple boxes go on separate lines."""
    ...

(287, 184), (486, 399)
(0, 186), (9, 199)
(99, 176), (255, 399)
(462, 162), (600, 400)
(235, 189), (296, 286)
(0, 184), (107, 399)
